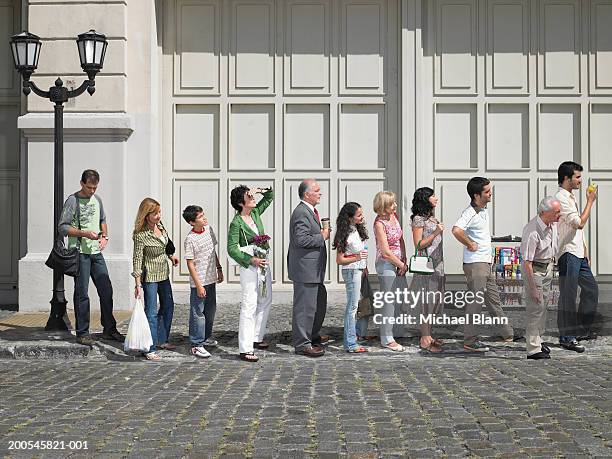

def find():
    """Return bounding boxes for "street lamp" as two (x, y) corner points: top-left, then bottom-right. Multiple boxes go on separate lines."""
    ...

(10, 30), (108, 331)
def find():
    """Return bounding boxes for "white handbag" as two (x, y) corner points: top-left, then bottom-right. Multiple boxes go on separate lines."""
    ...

(228, 226), (255, 266)
(409, 240), (435, 275)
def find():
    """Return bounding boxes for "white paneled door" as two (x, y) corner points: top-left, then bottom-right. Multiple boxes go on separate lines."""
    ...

(162, 0), (400, 289)
(419, 0), (612, 275)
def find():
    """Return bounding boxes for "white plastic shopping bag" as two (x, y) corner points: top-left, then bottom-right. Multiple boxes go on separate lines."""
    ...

(124, 298), (153, 352)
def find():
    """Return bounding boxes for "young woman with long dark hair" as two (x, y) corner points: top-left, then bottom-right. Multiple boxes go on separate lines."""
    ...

(410, 187), (445, 353)
(333, 202), (369, 352)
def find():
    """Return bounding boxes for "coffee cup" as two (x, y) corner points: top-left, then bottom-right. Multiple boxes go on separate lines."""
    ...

(320, 218), (330, 229)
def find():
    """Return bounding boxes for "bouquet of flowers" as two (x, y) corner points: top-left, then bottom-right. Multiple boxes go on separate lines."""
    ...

(251, 234), (271, 297)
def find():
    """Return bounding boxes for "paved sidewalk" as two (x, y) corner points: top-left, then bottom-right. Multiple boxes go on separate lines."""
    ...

(0, 300), (610, 362)
(0, 302), (610, 458)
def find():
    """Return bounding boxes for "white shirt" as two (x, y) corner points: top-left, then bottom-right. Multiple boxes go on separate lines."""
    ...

(300, 200), (321, 228)
(342, 226), (367, 270)
(183, 226), (218, 288)
(300, 200), (315, 214)
(555, 187), (585, 259)
(454, 205), (492, 264)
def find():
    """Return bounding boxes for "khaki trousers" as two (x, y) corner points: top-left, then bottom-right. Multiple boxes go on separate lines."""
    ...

(463, 262), (514, 342)
(523, 262), (553, 355)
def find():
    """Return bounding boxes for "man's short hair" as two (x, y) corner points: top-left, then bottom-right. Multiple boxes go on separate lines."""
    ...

(538, 196), (559, 214)
(466, 177), (490, 202)
(298, 179), (315, 200)
(557, 161), (583, 184)
(182, 205), (203, 223)
(81, 169), (100, 184)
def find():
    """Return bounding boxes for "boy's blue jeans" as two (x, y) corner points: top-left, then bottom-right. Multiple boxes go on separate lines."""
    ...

(189, 283), (217, 346)
(557, 253), (598, 343)
(143, 279), (174, 353)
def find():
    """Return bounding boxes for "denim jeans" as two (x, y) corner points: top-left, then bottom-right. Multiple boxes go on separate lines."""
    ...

(557, 253), (599, 342)
(189, 283), (217, 346)
(73, 253), (117, 336)
(342, 268), (363, 350)
(143, 278), (174, 353)
(375, 260), (399, 345)
(355, 317), (369, 338)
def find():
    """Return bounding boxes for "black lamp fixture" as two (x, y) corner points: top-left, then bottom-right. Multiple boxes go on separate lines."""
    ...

(9, 31), (41, 86)
(76, 29), (108, 92)
(9, 30), (108, 331)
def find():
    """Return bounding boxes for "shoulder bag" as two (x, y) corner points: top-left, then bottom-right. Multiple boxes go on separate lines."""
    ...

(159, 221), (176, 255)
(408, 240), (435, 275)
(229, 225), (255, 267)
(45, 193), (82, 277)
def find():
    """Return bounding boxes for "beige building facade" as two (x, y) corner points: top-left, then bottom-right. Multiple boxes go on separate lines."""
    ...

(1, 0), (611, 310)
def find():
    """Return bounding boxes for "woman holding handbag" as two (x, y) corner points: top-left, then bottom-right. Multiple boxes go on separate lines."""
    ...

(373, 191), (406, 352)
(131, 198), (179, 361)
(409, 187), (445, 353)
(228, 185), (274, 363)
(333, 202), (369, 353)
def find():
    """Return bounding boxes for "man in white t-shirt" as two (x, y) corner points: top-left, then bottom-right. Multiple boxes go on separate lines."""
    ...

(452, 177), (514, 352)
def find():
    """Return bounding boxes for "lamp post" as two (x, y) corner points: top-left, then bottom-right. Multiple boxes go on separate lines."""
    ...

(10, 30), (108, 331)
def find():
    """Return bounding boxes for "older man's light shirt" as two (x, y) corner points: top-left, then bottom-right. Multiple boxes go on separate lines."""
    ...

(520, 216), (557, 262)
(554, 187), (585, 259)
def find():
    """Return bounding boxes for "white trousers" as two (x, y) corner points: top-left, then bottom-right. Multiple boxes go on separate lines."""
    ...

(238, 265), (272, 353)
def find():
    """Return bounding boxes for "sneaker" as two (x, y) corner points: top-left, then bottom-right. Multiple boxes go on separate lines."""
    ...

(203, 338), (218, 347)
(560, 340), (585, 353)
(191, 346), (211, 358)
(464, 340), (489, 352)
(76, 335), (95, 346)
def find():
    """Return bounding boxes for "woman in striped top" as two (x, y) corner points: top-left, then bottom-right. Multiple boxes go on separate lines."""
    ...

(132, 198), (179, 360)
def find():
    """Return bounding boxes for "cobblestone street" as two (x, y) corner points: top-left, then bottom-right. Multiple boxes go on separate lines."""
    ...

(1, 302), (611, 458)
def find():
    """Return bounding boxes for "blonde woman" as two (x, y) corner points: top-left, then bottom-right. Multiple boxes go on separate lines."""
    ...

(132, 198), (179, 361)
(373, 191), (406, 351)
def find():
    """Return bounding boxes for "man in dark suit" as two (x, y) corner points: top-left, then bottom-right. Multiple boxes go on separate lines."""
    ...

(288, 179), (330, 357)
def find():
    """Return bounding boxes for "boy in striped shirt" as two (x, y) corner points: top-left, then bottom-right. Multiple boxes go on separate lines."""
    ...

(183, 205), (224, 358)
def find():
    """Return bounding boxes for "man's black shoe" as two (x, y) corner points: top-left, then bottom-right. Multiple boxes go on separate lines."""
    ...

(295, 346), (325, 357)
(76, 335), (96, 346)
(101, 330), (125, 342)
(541, 344), (551, 354)
(577, 332), (598, 341)
(560, 340), (585, 353)
(527, 351), (550, 360)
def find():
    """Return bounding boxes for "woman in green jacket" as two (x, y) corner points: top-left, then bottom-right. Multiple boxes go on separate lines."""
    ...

(228, 185), (274, 362)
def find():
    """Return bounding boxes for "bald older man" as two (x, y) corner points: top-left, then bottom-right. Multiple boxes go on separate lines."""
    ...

(521, 197), (561, 360)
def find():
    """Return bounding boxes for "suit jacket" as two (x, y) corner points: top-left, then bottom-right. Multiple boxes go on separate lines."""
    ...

(287, 202), (327, 283)
(227, 189), (274, 269)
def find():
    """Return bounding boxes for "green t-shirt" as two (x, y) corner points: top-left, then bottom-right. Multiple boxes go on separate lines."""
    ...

(68, 196), (101, 254)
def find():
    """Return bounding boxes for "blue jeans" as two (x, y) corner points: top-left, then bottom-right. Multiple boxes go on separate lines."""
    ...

(557, 253), (599, 342)
(342, 268), (364, 350)
(376, 260), (399, 345)
(189, 284), (217, 346)
(73, 253), (117, 336)
(143, 279), (174, 353)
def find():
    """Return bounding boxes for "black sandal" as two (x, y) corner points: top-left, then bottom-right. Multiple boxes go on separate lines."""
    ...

(253, 341), (270, 350)
(239, 352), (259, 362)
